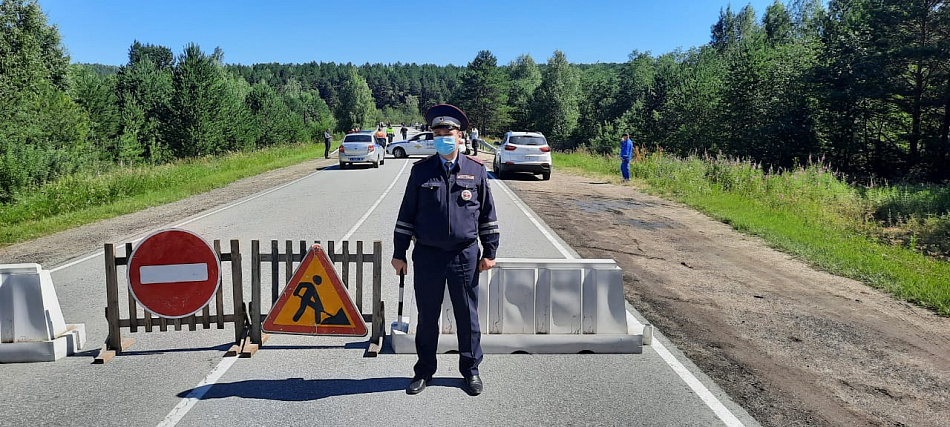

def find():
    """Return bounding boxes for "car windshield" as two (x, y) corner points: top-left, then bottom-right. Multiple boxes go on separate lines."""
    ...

(345, 135), (373, 143)
(509, 136), (547, 146)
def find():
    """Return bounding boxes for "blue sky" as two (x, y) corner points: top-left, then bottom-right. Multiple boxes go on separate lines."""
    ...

(41, 0), (785, 66)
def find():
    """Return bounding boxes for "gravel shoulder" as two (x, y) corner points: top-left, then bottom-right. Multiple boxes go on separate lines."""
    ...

(3, 155), (948, 426)
(502, 167), (950, 427)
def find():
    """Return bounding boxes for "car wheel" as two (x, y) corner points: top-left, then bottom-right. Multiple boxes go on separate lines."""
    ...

(373, 160), (379, 168)
(542, 172), (551, 181)
(495, 163), (504, 179)
(339, 162), (347, 169)
(394, 147), (406, 158)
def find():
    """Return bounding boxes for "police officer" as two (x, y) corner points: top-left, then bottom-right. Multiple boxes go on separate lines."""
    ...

(392, 104), (499, 396)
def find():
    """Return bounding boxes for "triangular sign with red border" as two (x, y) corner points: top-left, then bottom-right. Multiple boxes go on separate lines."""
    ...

(262, 244), (367, 336)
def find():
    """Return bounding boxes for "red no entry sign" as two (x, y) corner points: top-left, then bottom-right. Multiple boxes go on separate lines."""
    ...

(127, 229), (221, 318)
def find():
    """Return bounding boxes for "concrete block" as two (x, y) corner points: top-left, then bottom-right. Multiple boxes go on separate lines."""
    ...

(393, 258), (643, 354)
(0, 264), (86, 363)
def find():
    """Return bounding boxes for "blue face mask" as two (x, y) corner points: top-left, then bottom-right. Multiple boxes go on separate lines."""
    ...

(433, 136), (457, 155)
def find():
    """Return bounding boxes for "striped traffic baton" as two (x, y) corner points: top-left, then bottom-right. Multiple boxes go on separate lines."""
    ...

(397, 271), (406, 331)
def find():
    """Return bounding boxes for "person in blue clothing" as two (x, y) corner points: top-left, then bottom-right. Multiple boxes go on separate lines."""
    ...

(619, 133), (633, 182)
(392, 103), (500, 396)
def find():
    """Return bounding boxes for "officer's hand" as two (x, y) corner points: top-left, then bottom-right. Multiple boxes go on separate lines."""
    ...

(392, 258), (408, 275)
(478, 258), (495, 272)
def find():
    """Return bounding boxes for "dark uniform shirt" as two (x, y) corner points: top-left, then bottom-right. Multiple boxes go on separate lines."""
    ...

(393, 154), (499, 260)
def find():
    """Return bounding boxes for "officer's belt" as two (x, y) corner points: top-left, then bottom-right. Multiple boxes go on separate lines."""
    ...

(416, 239), (478, 253)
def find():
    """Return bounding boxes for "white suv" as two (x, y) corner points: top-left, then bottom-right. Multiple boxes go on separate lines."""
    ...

(492, 131), (552, 180)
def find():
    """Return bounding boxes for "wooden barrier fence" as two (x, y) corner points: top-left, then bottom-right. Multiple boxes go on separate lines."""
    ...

(95, 239), (384, 364)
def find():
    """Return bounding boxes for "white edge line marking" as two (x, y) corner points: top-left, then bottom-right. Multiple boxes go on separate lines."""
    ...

(487, 171), (574, 259)
(653, 339), (745, 426)
(489, 170), (744, 426)
(155, 160), (406, 427)
(51, 167), (326, 273)
(155, 356), (237, 427)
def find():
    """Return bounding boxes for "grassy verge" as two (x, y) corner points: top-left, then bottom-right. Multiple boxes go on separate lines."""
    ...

(554, 149), (950, 316)
(0, 143), (330, 246)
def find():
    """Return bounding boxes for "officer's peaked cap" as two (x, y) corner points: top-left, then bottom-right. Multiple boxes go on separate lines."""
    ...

(425, 104), (469, 131)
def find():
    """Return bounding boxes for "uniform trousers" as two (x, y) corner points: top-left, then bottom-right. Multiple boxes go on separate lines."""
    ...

(411, 242), (483, 379)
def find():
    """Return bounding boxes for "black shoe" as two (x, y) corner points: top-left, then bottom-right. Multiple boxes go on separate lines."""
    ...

(464, 375), (483, 396)
(406, 377), (428, 395)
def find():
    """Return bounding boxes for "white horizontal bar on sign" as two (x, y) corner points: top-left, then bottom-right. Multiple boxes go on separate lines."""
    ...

(140, 263), (208, 284)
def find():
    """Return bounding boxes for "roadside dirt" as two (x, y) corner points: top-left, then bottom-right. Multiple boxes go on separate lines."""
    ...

(2, 155), (948, 426)
(502, 167), (950, 427)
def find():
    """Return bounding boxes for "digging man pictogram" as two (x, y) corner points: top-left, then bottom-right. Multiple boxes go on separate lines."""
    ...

(291, 275), (350, 325)
(292, 275), (332, 323)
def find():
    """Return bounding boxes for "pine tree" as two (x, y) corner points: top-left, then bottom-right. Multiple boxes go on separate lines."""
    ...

(531, 51), (580, 149)
(456, 50), (508, 135)
(168, 43), (227, 157)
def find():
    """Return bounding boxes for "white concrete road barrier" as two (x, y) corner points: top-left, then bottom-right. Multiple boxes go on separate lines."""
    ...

(392, 258), (646, 354)
(0, 264), (86, 363)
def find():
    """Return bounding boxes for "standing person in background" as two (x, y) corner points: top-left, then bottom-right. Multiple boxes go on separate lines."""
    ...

(619, 133), (633, 182)
(400, 124), (408, 141)
(392, 103), (499, 397)
(323, 129), (332, 159)
(470, 127), (479, 155)
(386, 124), (395, 144)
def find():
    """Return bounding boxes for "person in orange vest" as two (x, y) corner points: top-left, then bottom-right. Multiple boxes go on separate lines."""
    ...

(375, 127), (388, 147)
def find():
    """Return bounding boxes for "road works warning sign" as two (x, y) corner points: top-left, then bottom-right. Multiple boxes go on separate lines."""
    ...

(262, 245), (367, 336)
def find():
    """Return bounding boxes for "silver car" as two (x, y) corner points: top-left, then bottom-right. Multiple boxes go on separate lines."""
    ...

(339, 132), (385, 168)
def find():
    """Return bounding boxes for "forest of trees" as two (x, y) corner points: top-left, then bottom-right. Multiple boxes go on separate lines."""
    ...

(1, 0), (948, 204)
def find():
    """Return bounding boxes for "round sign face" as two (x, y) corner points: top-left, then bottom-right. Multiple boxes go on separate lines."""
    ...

(127, 229), (221, 318)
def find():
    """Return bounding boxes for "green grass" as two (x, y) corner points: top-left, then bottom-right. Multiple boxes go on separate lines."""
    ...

(0, 142), (331, 246)
(553, 149), (950, 316)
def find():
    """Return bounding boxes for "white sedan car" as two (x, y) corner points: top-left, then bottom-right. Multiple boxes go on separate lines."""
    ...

(387, 131), (434, 158)
(492, 131), (552, 180)
(387, 131), (473, 158)
(339, 132), (385, 168)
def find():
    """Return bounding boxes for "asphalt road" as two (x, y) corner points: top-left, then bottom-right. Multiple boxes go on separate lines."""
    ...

(0, 132), (759, 426)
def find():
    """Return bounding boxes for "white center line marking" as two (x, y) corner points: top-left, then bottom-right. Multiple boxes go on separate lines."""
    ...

(156, 356), (236, 427)
(156, 161), (407, 427)
(340, 160), (409, 242)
